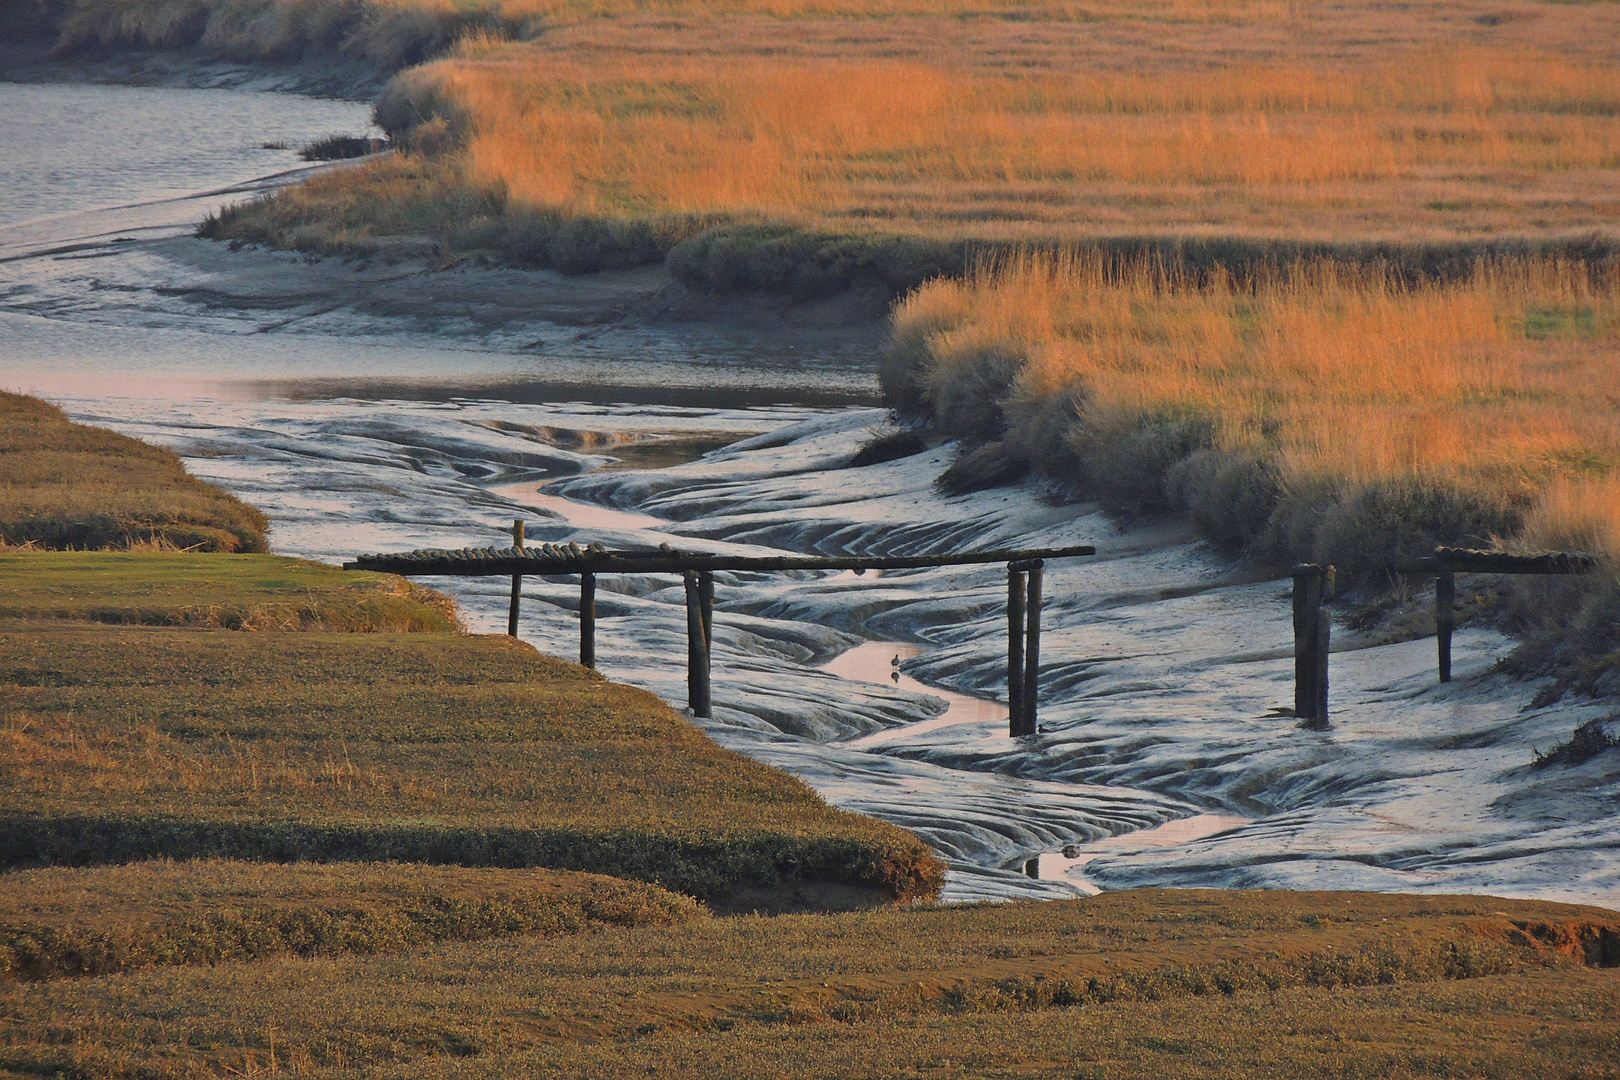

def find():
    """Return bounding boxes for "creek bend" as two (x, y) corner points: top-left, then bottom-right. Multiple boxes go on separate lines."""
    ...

(3, 79), (1616, 908)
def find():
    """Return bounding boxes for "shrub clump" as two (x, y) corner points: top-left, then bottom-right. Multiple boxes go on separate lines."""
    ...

(883, 254), (1617, 588)
(1533, 717), (1620, 768)
(299, 133), (389, 161)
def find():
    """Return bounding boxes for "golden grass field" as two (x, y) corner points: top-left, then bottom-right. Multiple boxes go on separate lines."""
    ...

(420, 19), (1620, 243)
(0, 859), (703, 979)
(0, 550), (462, 630)
(0, 614), (943, 903)
(192, 0), (1620, 278)
(887, 254), (1620, 562)
(2, 885), (1616, 1078)
(0, 391), (268, 552)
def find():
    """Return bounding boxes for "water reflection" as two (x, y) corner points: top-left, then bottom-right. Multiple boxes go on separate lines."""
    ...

(1030, 814), (1254, 894)
(490, 482), (670, 532)
(830, 641), (1010, 747)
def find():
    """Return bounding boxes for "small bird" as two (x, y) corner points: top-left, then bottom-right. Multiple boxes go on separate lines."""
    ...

(891, 654), (901, 668)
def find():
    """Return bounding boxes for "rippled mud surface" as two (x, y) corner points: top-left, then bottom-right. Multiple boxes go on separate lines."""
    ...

(4, 81), (1617, 907)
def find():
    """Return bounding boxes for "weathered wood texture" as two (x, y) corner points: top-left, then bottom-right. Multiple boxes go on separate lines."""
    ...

(1292, 564), (1326, 721)
(1007, 568), (1026, 737)
(1021, 562), (1043, 736)
(344, 544), (1097, 577)
(1397, 547), (1603, 576)
(507, 519), (524, 638)
(684, 571), (712, 718)
(1435, 571), (1455, 684)
(579, 572), (596, 669)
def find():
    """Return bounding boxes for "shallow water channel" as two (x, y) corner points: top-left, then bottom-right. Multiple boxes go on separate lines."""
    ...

(4, 79), (1617, 908)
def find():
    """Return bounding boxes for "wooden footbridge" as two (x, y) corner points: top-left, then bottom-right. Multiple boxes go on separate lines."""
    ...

(345, 524), (1095, 734)
(347, 528), (1601, 735)
(1290, 547), (1602, 727)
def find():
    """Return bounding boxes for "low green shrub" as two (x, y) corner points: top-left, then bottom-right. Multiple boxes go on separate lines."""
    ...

(937, 442), (1029, 496)
(1309, 479), (1522, 578)
(1166, 448), (1283, 550)
(847, 429), (927, 469)
(1074, 411), (1217, 519)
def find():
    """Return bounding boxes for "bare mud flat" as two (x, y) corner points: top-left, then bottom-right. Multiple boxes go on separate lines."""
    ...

(4, 79), (1618, 908)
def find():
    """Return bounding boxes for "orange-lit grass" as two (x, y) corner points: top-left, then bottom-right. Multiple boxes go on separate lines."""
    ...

(411, 35), (1620, 242)
(892, 255), (1620, 551)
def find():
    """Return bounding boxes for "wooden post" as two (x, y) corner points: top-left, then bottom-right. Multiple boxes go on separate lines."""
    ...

(579, 572), (596, 669)
(1008, 567), (1027, 737)
(1312, 606), (1331, 727)
(699, 570), (714, 650)
(1436, 572), (1455, 683)
(1292, 564), (1323, 719)
(1022, 561), (1043, 736)
(699, 569), (714, 715)
(684, 570), (711, 718)
(507, 519), (524, 637)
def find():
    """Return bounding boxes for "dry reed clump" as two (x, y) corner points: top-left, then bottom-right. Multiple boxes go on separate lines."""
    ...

(0, 392), (268, 553)
(0, 624), (944, 904)
(405, 38), (1620, 230)
(0, 859), (704, 980)
(887, 253), (1620, 567)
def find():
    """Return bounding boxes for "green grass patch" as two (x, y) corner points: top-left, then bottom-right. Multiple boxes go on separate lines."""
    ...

(0, 624), (943, 904)
(0, 391), (267, 552)
(0, 889), (1613, 1079)
(0, 858), (703, 981)
(0, 551), (460, 631)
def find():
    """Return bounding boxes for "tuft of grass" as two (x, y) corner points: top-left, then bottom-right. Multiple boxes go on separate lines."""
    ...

(0, 858), (704, 980)
(0, 888), (1614, 1079)
(1533, 717), (1620, 768)
(847, 427), (926, 469)
(0, 550), (461, 631)
(298, 132), (389, 161)
(0, 623), (944, 904)
(0, 391), (267, 553)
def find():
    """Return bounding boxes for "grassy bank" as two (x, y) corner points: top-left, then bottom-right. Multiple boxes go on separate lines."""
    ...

(2, 888), (1614, 1078)
(887, 255), (1620, 563)
(0, 621), (943, 902)
(0, 859), (702, 980)
(191, 0), (1620, 291)
(1, 391), (267, 552)
(0, 550), (460, 630)
(0, 392), (943, 906)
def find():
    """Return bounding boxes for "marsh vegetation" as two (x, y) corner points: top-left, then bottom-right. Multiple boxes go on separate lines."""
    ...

(2, 886), (1615, 1078)
(0, 391), (267, 552)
